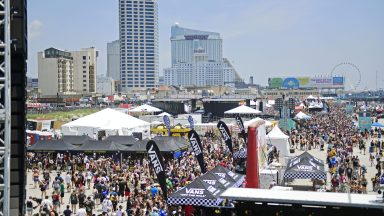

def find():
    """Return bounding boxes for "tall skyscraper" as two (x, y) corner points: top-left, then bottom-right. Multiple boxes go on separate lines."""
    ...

(107, 40), (120, 81)
(119, 0), (159, 91)
(164, 24), (241, 87)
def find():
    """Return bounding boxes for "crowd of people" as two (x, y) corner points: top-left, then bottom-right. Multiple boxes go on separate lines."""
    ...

(25, 103), (384, 216)
(25, 128), (242, 216)
(288, 104), (384, 193)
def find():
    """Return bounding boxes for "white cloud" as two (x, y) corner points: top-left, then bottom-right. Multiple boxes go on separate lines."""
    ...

(29, 19), (43, 39)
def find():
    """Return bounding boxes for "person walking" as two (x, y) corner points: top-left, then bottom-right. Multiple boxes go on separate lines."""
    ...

(69, 190), (78, 213)
(84, 196), (95, 216)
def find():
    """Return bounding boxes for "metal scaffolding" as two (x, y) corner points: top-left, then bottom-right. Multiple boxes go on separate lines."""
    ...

(0, 0), (11, 215)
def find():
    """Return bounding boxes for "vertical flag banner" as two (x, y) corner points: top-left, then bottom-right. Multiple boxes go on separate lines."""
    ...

(235, 114), (247, 145)
(163, 115), (171, 136)
(217, 121), (233, 153)
(187, 130), (206, 173)
(146, 140), (167, 199)
(188, 115), (194, 129)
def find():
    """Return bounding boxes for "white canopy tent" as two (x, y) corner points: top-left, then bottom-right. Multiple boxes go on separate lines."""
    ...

(224, 105), (262, 115)
(61, 108), (150, 138)
(267, 125), (290, 164)
(306, 95), (316, 100)
(244, 117), (273, 130)
(157, 112), (172, 117)
(295, 111), (311, 120)
(129, 104), (162, 113)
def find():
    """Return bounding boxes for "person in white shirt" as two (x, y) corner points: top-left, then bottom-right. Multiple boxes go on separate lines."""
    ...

(40, 196), (53, 213)
(76, 205), (87, 216)
(65, 172), (72, 192)
(116, 205), (126, 216)
(102, 196), (113, 213)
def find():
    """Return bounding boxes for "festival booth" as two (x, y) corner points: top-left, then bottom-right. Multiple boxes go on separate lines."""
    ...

(61, 108), (151, 139)
(27, 139), (77, 152)
(129, 104), (162, 116)
(287, 151), (324, 170)
(308, 102), (324, 113)
(151, 123), (191, 137)
(267, 126), (291, 165)
(26, 130), (54, 145)
(170, 124), (191, 137)
(283, 152), (326, 188)
(167, 165), (244, 208)
(151, 124), (168, 136)
(224, 105), (262, 118)
(167, 177), (224, 207)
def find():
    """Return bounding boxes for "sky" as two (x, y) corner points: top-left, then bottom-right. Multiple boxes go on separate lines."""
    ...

(28, 0), (384, 90)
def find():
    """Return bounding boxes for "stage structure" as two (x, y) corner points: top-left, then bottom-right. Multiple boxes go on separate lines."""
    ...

(0, 0), (11, 215)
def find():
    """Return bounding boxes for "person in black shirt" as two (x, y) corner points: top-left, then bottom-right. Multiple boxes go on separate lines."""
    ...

(63, 205), (72, 216)
(346, 166), (353, 182)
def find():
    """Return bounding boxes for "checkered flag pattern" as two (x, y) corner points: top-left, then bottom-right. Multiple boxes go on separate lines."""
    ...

(167, 197), (223, 207)
(233, 149), (247, 159)
(283, 171), (326, 180)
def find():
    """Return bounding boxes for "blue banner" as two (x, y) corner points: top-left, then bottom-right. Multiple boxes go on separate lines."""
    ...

(188, 115), (194, 129)
(163, 115), (171, 136)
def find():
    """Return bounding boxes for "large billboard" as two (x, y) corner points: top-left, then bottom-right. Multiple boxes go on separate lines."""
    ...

(268, 76), (344, 89)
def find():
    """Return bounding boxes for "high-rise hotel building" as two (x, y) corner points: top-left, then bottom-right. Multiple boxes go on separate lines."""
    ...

(119, 0), (159, 91)
(38, 47), (98, 96)
(164, 24), (240, 87)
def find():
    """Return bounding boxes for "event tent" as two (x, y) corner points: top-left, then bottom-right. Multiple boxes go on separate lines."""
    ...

(200, 172), (236, 190)
(210, 165), (245, 187)
(61, 108), (150, 138)
(126, 136), (190, 154)
(295, 111), (311, 120)
(157, 112), (172, 117)
(72, 139), (128, 153)
(306, 95), (316, 100)
(62, 135), (89, 145)
(152, 136), (190, 151)
(28, 139), (77, 152)
(283, 152), (326, 180)
(224, 105), (261, 115)
(244, 117), (272, 128)
(371, 122), (384, 128)
(129, 104), (162, 113)
(104, 135), (137, 146)
(267, 126), (290, 163)
(287, 151), (324, 169)
(167, 177), (224, 207)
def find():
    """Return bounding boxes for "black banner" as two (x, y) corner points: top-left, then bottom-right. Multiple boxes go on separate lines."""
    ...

(235, 114), (247, 145)
(217, 121), (233, 153)
(187, 130), (206, 173)
(146, 140), (167, 199)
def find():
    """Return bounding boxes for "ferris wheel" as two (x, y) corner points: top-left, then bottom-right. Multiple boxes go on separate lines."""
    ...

(331, 62), (361, 91)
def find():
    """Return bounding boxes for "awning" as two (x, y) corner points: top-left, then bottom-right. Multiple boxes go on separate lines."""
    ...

(167, 177), (223, 207)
